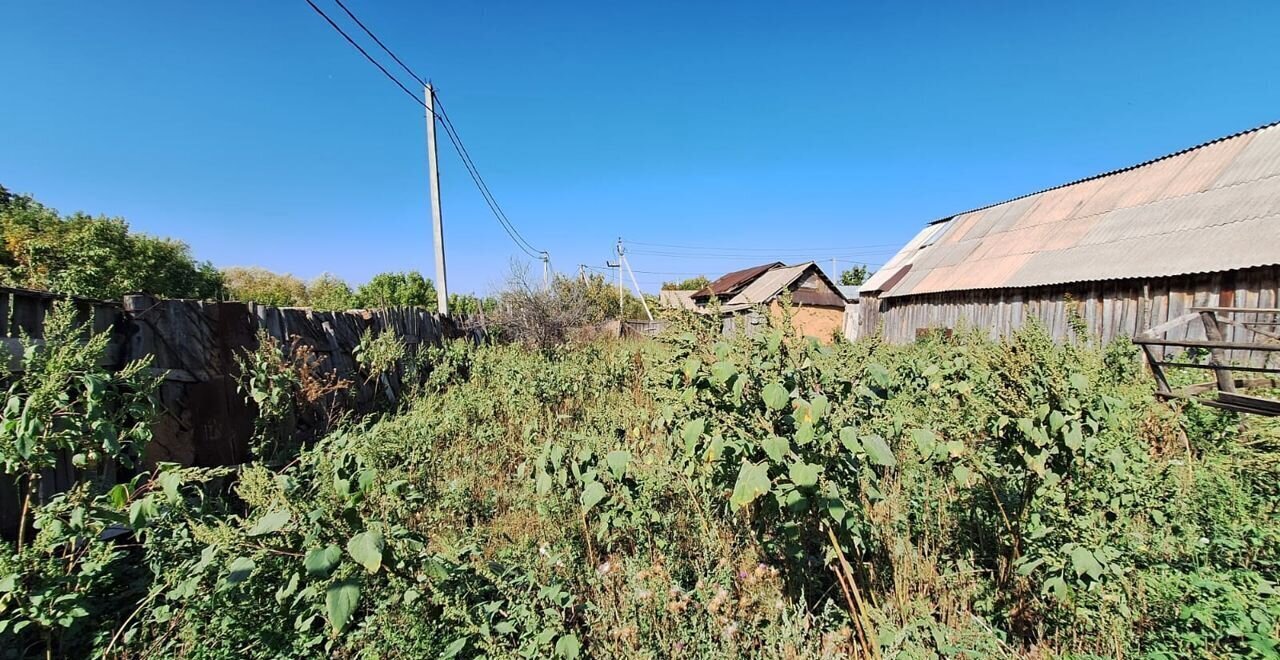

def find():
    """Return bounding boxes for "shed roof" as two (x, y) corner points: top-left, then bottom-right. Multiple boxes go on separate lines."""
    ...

(658, 289), (698, 310)
(692, 262), (783, 300)
(864, 120), (1280, 298)
(721, 262), (846, 311)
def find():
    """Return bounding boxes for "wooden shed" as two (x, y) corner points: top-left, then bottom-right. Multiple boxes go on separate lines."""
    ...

(861, 120), (1280, 349)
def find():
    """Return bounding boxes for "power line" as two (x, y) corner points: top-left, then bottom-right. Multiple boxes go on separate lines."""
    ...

(331, 0), (427, 88)
(302, 0), (547, 261)
(303, 0), (427, 110)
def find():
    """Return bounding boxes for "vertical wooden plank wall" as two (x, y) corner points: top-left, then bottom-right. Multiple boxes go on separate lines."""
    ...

(861, 266), (1280, 364)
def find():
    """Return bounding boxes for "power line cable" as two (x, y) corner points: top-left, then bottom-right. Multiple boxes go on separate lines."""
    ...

(331, 0), (427, 87)
(303, 0), (427, 110)
(303, 0), (547, 260)
(625, 240), (902, 252)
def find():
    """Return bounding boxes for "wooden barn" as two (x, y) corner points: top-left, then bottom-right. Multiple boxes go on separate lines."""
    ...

(859, 120), (1280, 348)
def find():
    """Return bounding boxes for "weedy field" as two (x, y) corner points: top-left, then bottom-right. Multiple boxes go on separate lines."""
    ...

(1, 305), (1277, 658)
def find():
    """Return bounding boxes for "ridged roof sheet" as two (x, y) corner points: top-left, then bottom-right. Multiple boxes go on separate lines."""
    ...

(865, 120), (1280, 298)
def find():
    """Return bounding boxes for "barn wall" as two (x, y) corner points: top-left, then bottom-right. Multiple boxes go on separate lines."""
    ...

(860, 265), (1280, 356)
(769, 301), (845, 342)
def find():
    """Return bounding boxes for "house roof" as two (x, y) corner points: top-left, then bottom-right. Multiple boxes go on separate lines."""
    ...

(691, 262), (783, 300)
(658, 289), (698, 310)
(864, 120), (1280, 299)
(721, 262), (846, 311)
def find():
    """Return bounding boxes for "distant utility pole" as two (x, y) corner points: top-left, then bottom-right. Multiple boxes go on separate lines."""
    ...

(541, 252), (551, 289)
(616, 239), (653, 321)
(425, 83), (449, 315)
(578, 264), (587, 283)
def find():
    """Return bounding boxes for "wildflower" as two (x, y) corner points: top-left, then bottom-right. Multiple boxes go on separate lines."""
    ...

(597, 561), (612, 576)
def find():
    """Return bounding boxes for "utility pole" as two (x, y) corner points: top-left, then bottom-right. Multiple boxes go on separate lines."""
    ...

(425, 83), (449, 316)
(621, 250), (653, 321)
(578, 264), (587, 283)
(541, 252), (551, 290)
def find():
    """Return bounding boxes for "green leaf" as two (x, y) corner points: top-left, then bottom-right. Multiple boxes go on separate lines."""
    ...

(809, 394), (829, 422)
(247, 509), (291, 536)
(1069, 373), (1088, 391)
(555, 633), (581, 658)
(1070, 546), (1104, 580)
(710, 361), (736, 385)
(860, 434), (896, 467)
(346, 530), (385, 574)
(730, 461), (771, 510)
(681, 419), (705, 452)
(788, 462), (820, 488)
(604, 450), (630, 480)
(762, 435), (790, 464)
(1063, 424), (1083, 452)
(224, 556), (255, 585)
(158, 471), (182, 503)
(866, 363), (891, 390)
(441, 638), (469, 658)
(952, 464), (974, 487)
(839, 427), (859, 453)
(910, 429), (938, 459)
(762, 382), (789, 411)
(1048, 410), (1066, 434)
(326, 579), (360, 633)
(305, 544), (342, 578)
(581, 482), (607, 513)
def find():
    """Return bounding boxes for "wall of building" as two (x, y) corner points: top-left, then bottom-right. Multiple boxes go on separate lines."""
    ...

(859, 265), (1279, 357)
(769, 301), (845, 342)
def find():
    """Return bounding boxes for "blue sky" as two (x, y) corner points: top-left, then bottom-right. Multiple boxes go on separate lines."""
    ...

(2, 1), (1278, 294)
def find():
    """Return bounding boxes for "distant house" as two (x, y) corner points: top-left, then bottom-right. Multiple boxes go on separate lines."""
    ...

(691, 262), (849, 341)
(861, 120), (1280, 346)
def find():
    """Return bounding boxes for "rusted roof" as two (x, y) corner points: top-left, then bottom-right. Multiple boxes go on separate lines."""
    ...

(691, 262), (783, 301)
(721, 262), (846, 311)
(865, 120), (1280, 298)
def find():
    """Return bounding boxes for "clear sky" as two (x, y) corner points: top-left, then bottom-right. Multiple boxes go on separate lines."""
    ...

(2, 1), (1278, 294)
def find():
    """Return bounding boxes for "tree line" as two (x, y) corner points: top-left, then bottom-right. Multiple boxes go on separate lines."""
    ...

(0, 185), (653, 318)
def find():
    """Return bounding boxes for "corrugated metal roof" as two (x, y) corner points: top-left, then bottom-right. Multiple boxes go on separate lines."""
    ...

(691, 262), (782, 300)
(658, 289), (698, 310)
(866, 120), (1280, 298)
(729, 263), (812, 305)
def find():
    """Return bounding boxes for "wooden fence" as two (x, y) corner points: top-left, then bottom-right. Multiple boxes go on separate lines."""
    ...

(0, 287), (477, 538)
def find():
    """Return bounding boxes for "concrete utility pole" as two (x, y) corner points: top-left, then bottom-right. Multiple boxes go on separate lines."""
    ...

(541, 252), (551, 290)
(621, 251), (653, 321)
(425, 83), (449, 315)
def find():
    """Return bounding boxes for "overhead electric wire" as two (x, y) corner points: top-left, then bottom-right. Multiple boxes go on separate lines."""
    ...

(331, 0), (427, 88)
(303, 0), (547, 261)
(303, 0), (427, 110)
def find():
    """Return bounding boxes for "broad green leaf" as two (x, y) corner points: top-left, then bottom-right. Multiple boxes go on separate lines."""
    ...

(247, 509), (291, 536)
(1048, 410), (1066, 434)
(952, 464), (974, 487)
(441, 638), (469, 658)
(1043, 576), (1070, 600)
(860, 434), (896, 467)
(794, 421), (815, 446)
(838, 427), (859, 453)
(346, 530), (385, 574)
(788, 462), (820, 488)
(762, 435), (790, 464)
(555, 633), (581, 658)
(305, 544), (342, 578)
(158, 471), (182, 503)
(762, 383), (789, 411)
(1063, 424), (1083, 452)
(605, 450), (630, 480)
(809, 395), (829, 422)
(1070, 546), (1103, 580)
(682, 357), (701, 380)
(1069, 373), (1089, 391)
(730, 461), (771, 509)
(710, 361), (736, 385)
(681, 419), (705, 452)
(326, 579), (360, 633)
(581, 482), (607, 513)
(866, 363), (891, 390)
(224, 556), (255, 585)
(910, 429), (938, 459)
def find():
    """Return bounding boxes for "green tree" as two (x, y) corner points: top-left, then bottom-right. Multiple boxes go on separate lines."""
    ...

(839, 264), (869, 287)
(661, 275), (711, 290)
(222, 267), (307, 306)
(353, 271), (437, 308)
(305, 273), (356, 311)
(0, 188), (223, 300)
